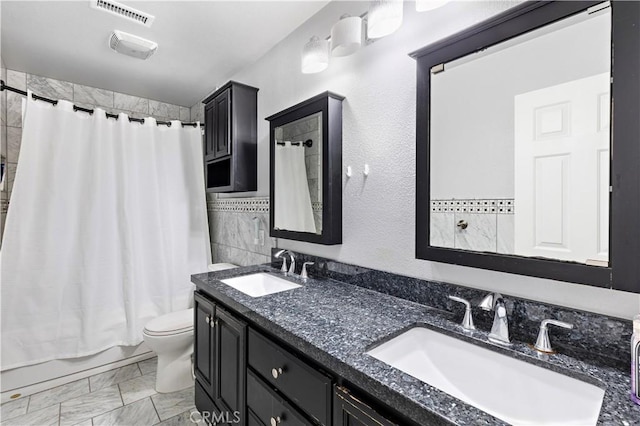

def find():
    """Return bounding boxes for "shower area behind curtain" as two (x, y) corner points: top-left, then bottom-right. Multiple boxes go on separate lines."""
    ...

(0, 93), (210, 370)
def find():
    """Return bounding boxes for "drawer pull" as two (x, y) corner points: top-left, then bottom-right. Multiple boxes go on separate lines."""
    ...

(270, 416), (281, 426)
(271, 367), (283, 379)
(205, 316), (210, 324)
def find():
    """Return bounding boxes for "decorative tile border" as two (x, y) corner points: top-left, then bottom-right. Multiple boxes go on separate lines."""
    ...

(208, 197), (269, 213)
(431, 198), (514, 214)
(208, 197), (322, 214)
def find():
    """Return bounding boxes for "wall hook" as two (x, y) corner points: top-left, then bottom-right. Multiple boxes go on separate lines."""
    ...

(346, 166), (352, 178)
(363, 164), (370, 176)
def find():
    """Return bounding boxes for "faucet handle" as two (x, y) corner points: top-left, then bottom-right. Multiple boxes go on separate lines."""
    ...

(448, 295), (475, 331)
(534, 319), (574, 353)
(301, 262), (314, 280)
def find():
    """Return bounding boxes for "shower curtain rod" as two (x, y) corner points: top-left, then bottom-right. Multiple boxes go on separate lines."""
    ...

(0, 79), (203, 128)
(276, 139), (313, 147)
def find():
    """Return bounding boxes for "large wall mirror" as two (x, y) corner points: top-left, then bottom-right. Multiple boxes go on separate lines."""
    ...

(413, 1), (639, 292)
(266, 92), (344, 245)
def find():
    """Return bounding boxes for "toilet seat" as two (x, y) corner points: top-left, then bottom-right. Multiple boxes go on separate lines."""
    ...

(143, 308), (193, 337)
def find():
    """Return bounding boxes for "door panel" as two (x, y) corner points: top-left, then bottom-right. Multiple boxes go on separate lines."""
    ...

(214, 306), (246, 423)
(515, 73), (610, 264)
(194, 293), (215, 396)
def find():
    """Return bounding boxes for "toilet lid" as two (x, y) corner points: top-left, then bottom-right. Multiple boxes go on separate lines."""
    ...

(144, 308), (193, 336)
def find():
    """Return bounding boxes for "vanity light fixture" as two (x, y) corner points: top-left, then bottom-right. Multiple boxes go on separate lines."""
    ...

(367, 0), (404, 39)
(415, 0), (450, 12)
(331, 14), (363, 57)
(301, 36), (330, 74)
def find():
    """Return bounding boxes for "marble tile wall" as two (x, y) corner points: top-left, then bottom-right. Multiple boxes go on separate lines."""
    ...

(0, 69), (192, 246)
(207, 197), (276, 267)
(430, 198), (515, 253)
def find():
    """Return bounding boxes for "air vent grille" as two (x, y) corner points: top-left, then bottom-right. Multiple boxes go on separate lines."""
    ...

(90, 0), (155, 27)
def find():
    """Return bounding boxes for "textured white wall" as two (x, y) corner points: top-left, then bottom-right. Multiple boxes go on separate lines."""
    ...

(225, 1), (640, 319)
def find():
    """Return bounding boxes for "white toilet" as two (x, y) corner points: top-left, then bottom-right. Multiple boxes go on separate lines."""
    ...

(142, 263), (238, 393)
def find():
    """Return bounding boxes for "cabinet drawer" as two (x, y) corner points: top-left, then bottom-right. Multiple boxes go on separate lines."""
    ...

(247, 370), (312, 426)
(248, 329), (332, 425)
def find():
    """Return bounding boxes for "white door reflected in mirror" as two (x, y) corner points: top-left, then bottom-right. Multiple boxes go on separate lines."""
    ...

(429, 3), (611, 266)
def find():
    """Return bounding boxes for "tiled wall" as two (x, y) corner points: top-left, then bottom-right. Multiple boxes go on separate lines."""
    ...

(430, 198), (515, 253)
(0, 69), (191, 246)
(188, 99), (277, 268)
(207, 197), (275, 266)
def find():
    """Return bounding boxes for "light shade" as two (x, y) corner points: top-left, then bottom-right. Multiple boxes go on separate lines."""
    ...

(302, 36), (330, 74)
(331, 15), (362, 57)
(367, 0), (403, 39)
(416, 0), (450, 12)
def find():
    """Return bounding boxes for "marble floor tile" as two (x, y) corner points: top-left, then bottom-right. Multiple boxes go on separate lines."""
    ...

(0, 397), (28, 422)
(59, 385), (122, 426)
(154, 408), (201, 425)
(28, 378), (90, 412)
(89, 363), (142, 392)
(118, 372), (158, 405)
(70, 420), (92, 426)
(138, 357), (158, 376)
(151, 386), (195, 421)
(0, 404), (59, 426)
(92, 397), (159, 426)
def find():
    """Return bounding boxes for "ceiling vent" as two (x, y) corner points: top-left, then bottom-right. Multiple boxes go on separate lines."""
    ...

(90, 0), (155, 27)
(109, 30), (158, 60)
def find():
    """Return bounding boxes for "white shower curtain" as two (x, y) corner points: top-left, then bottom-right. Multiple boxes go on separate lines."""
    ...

(0, 94), (211, 370)
(274, 143), (316, 233)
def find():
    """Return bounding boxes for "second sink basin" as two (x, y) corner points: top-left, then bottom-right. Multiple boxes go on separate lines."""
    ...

(366, 327), (604, 425)
(221, 272), (301, 297)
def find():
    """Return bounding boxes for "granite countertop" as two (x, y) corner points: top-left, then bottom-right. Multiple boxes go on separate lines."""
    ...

(192, 264), (640, 426)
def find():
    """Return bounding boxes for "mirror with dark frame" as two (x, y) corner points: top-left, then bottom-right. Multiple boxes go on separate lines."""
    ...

(266, 92), (344, 245)
(413, 1), (640, 292)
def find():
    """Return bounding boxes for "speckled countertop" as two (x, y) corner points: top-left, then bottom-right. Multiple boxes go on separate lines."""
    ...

(192, 264), (640, 426)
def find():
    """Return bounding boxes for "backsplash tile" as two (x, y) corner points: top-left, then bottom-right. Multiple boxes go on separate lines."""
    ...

(271, 250), (632, 371)
(208, 197), (275, 267)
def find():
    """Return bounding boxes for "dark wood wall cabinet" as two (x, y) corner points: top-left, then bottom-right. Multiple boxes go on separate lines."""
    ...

(194, 290), (402, 426)
(202, 81), (258, 193)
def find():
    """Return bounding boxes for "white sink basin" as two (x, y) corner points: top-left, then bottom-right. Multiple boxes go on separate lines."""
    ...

(221, 273), (301, 298)
(366, 327), (604, 425)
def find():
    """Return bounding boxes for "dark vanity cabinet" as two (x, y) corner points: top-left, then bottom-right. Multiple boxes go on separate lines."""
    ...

(194, 292), (247, 423)
(333, 386), (397, 426)
(194, 291), (404, 426)
(203, 81), (258, 193)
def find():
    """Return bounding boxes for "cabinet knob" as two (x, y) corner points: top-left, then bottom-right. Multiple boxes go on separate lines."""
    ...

(210, 318), (216, 328)
(271, 367), (283, 379)
(270, 416), (281, 426)
(205, 315), (210, 324)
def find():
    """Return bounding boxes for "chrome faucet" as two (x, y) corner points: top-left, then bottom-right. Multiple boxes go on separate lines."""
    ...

(479, 293), (511, 346)
(274, 249), (296, 276)
(534, 319), (573, 353)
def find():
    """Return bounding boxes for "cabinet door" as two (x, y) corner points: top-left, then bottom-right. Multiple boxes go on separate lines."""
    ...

(213, 89), (231, 159)
(204, 103), (215, 160)
(214, 306), (247, 424)
(194, 293), (216, 397)
(333, 386), (397, 426)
